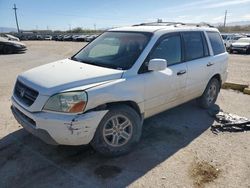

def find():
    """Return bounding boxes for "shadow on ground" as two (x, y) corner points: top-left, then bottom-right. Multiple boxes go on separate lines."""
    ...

(0, 100), (215, 188)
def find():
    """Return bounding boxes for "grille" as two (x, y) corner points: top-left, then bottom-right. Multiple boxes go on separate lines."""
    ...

(14, 80), (39, 106)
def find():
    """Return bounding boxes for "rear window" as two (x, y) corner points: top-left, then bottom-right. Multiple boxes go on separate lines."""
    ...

(207, 32), (225, 55)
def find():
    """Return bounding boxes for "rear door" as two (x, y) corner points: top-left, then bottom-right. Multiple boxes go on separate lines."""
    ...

(181, 31), (212, 100)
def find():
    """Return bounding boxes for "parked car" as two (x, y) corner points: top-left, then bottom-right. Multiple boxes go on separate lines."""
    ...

(54, 35), (63, 41)
(0, 36), (26, 54)
(229, 37), (250, 54)
(0, 34), (20, 41)
(36, 35), (44, 40)
(75, 35), (88, 42)
(44, 35), (52, 40)
(85, 34), (98, 42)
(27, 35), (38, 40)
(11, 22), (228, 156)
(221, 33), (243, 49)
(63, 35), (72, 41)
(72, 35), (79, 41)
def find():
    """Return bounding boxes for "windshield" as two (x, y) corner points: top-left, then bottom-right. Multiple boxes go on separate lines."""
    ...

(237, 38), (250, 43)
(72, 31), (152, 70)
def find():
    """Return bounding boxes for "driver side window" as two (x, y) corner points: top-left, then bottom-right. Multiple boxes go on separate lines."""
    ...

(150, 35), (182, 66)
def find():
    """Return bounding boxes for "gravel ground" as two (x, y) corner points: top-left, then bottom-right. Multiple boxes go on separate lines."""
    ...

(0, 41), (249, 188)
(227, 54), (250, 85)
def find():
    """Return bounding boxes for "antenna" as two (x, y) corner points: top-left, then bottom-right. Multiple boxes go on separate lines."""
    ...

(13, 4), (20, 33)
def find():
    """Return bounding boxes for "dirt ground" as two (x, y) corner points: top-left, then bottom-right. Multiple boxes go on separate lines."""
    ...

(0, 41), (249, 188)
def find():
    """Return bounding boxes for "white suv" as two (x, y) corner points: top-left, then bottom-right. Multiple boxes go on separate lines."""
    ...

(11, 22), (228, 156)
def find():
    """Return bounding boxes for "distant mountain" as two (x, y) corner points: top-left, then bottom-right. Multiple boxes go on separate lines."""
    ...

(226, 21), (250, 26)
(213, 21), (250, 27)
(0, 27), (18, 33)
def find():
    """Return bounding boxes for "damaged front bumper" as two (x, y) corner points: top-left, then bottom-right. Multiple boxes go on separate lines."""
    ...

(11, 98), (108, 145)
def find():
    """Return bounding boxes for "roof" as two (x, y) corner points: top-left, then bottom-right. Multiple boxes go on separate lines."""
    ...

(109, 22), (219, 33)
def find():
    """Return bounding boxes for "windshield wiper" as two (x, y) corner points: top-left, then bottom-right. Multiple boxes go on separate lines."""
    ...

(79, 59), (123, 70)
(71, 57), (123, 70)
(70, 56), (81, 62)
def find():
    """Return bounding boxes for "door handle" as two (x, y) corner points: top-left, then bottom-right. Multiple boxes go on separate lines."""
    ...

(207, 62), (214, 67)
(177, 70), (186, 76)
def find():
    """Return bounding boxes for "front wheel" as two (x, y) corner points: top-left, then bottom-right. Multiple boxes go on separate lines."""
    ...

(91, 105), (142, 157)
(197, 78), (220, 109)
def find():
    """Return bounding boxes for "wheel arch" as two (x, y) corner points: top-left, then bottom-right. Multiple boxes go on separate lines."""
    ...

(91, 100), (144, 121)
(210, 73), (222, 88)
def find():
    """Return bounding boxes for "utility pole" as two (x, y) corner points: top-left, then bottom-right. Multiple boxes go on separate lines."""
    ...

(223, 10), (227, 27)
(13, 4), (20, 33)
(157, 18), (163, 23)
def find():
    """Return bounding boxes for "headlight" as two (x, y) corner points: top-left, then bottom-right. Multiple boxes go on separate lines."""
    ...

(43, 91), (87, 113)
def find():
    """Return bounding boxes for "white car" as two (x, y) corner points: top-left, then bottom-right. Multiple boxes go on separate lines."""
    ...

(229, 37), (250, 54)
(11, 22), (228, 156)
(221, 33), (243, 49)
(44, 35), (52, 40)
(1, 34), (20, 41)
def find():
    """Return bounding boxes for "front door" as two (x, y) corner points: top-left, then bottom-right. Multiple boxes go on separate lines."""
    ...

(140, 33), (187, 118)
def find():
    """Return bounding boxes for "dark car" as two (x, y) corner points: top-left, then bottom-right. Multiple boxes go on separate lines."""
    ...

(54, 35), (63, 41)
(0, 37), (27, 54)
(63, 35), (73, 41)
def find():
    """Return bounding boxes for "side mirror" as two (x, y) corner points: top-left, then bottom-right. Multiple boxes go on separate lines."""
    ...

(148, 59), (167, 71)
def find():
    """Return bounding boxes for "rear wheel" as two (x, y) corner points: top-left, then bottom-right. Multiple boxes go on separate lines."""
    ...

(91, 105), (142, 157)
(197, 78), (220, 109)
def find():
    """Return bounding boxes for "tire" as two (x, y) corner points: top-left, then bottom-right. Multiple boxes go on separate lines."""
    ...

(246, 48), (250, 55)
(91, 104), (142, 157)
(197, 78), (220, 109)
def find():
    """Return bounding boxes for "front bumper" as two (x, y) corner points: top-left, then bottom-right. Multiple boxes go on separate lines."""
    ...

(230, 47), (248, 53)
(11, 97), (108, 145)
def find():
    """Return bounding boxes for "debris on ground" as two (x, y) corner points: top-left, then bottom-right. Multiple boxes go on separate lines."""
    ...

(208, 106), (250, 134)
(189, 160), (220, 188)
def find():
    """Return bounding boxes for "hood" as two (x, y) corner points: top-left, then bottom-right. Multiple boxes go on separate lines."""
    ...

(5, 34), (20, 41)
(232, 42), (250, 47)
(18, 59), (124, 95)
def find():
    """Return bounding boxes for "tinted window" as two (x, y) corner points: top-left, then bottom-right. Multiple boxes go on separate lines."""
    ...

(182, 32), (204, 61)
(150, 35), (181, 66)
(207, 32), (225, 55)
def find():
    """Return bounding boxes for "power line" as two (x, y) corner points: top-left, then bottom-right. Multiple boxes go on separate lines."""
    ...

(13, 4), (20, 33)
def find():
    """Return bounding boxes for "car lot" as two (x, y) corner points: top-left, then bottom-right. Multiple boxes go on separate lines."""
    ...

(0, 41), (249, 188)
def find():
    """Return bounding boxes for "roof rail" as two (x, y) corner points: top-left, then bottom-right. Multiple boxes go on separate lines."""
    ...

(133, 22), (214, 28)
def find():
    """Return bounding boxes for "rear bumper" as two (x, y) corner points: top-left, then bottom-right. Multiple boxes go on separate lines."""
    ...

(11, 97), (108, 145)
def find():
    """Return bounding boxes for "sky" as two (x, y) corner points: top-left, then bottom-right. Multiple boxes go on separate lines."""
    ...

(0, 0), (250, 31)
